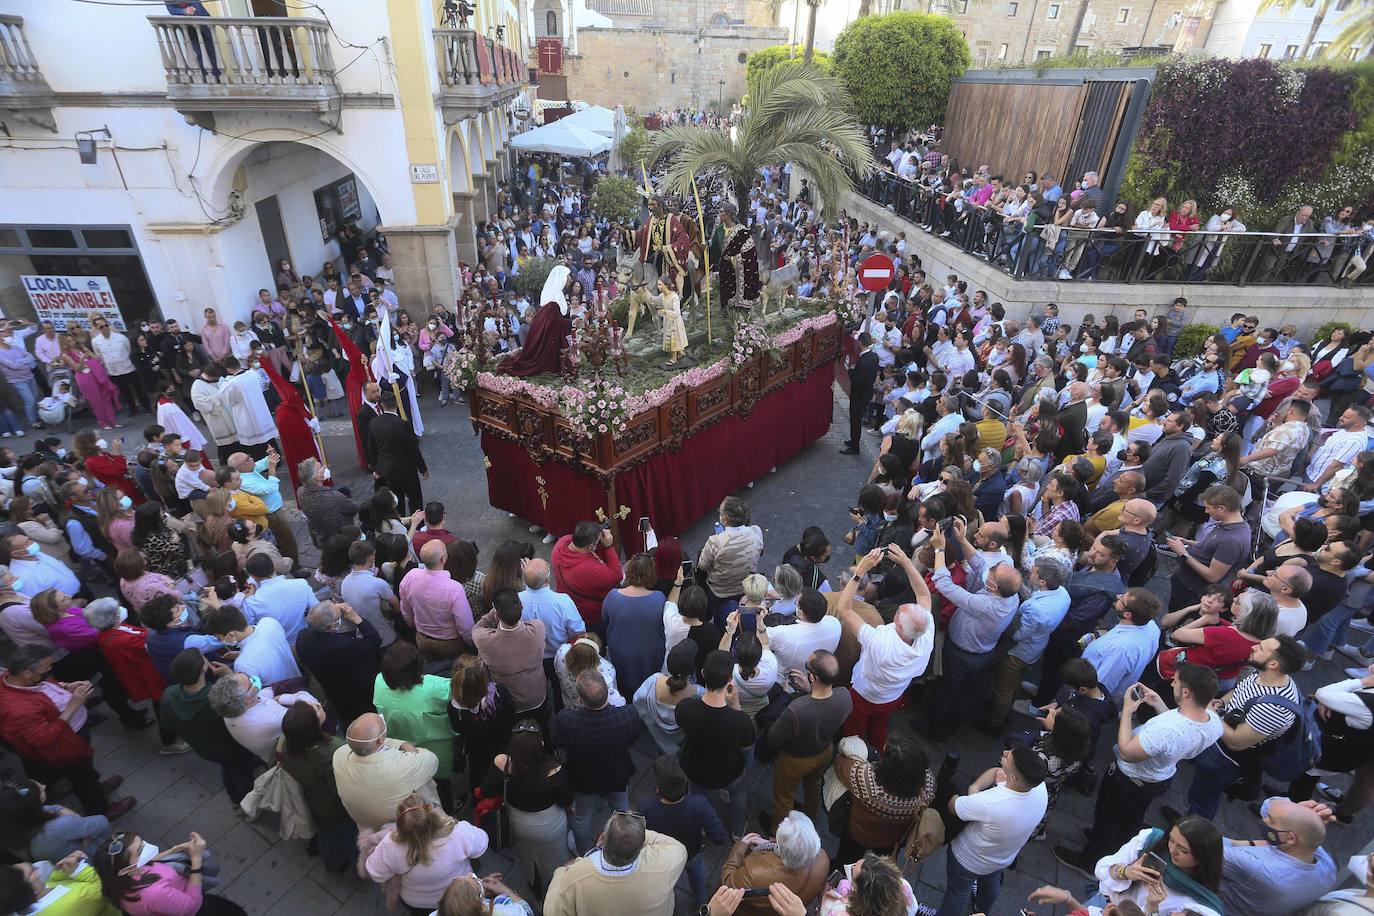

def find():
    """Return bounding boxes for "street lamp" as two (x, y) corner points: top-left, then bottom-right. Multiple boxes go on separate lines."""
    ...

(717, 77), (725, 112)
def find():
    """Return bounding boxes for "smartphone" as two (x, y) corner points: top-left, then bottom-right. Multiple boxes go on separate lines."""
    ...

(825, 869), (844, 890)
(680, 559), (694, 578)
(1144, 851), (1169, 874)
(742, 888), (771, 899)
(1131, 686), (1144, 702)
(739, 610), (757, 633)
(638, 516), (651, 532)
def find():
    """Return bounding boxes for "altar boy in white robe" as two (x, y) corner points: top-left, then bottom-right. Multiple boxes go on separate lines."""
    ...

(218, 357), (279, 459)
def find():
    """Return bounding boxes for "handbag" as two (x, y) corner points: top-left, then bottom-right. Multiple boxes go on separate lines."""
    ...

(476, 767), (513, 850)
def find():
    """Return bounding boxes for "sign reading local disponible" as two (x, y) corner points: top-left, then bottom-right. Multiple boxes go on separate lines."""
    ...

(21, 275), (127, 331)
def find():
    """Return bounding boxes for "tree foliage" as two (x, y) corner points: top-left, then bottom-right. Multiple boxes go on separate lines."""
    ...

(830, 12), (970, 131)
(589, 174), (642, 226)
(746, 45), (830, 102)
(617, 125), (652, 173)
(649, 63), (875, 214)
(509, 258), (559, 303)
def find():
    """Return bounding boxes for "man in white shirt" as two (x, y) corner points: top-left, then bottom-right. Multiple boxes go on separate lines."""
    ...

(204, 605), (301, 687)
(937, 744), (1048, 916)
(836, 549), (934, 748)
(2, 532), (80, 597)
(89, 314), (150, 416)
(1056, 662), (1222, 873)
(242, 553), (315, 645)
(921, 394), (964, 461)
(767, 590), (842, 689)
(1304, 405), (1371, 491)
(941, 331), (976, 379)
(209, 671), (320, 763)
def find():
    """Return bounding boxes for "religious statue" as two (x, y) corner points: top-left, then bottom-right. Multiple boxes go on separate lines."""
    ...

(636, 195), (694, 296)
(651, 277), (689, 369)
(713, 202), (762, 325)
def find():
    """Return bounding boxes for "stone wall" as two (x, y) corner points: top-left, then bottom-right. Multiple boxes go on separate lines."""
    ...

(565, 24), (786, 110)
(930, 0), (1193, 65)
(839, 187), (1374, 334)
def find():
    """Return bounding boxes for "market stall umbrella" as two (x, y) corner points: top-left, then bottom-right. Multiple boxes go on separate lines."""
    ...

(609, 104), (628, 172)
(508, 121), (613, 157)
(559, 104), (616, 137)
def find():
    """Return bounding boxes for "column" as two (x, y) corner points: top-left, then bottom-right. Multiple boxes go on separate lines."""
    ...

(386, 224), (460, 313)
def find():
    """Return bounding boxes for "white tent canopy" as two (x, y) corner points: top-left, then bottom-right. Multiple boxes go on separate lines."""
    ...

(509, 121), (612, 157)
(558, 105), (616, 137)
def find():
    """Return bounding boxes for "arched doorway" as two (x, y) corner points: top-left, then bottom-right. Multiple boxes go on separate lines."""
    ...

(208, 140), (386, 319)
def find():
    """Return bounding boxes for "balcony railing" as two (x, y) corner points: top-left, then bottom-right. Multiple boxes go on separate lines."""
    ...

(0, 15), (57, 131)
(148, 15), (341, 122)
(858, 172), (1372, 288)
(434, 27), (525, 124)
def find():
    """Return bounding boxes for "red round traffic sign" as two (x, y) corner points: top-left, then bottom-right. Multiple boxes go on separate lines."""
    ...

(858, 252), (896, 292)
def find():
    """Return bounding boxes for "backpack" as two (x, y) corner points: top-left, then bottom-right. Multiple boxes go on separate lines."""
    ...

(1239, 692), (1322, 782)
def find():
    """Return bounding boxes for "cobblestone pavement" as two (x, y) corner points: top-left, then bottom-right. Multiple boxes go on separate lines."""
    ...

(3, 382), (1370, 914)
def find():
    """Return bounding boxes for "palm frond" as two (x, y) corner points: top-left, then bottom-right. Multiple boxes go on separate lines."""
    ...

(1326, 0), (1374, 58)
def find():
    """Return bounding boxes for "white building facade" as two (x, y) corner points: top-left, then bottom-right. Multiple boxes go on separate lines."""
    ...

(0, 0), (528, 333)
(1205, 0), (1370, 60)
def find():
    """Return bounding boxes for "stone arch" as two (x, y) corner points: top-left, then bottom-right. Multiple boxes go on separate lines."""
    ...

(534, 0), (562, 37)
(203, 135), (392, 227)
(446, 125), (473, 193)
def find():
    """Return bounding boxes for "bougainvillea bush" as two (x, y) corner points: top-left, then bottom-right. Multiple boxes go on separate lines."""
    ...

(1120, 57), (1374, 230)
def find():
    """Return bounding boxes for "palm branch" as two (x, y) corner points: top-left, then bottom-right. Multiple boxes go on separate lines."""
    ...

(647, 63), (875, 213)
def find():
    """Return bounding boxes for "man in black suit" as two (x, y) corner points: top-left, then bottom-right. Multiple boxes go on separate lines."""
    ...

(357, 381), (383, 471)
(842, 332), (879, 455)
(365, 389), (427, 515)
(1054, 381), (1090, 462)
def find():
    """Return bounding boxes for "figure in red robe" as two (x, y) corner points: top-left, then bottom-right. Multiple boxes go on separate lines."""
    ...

(258, 358), (322, 493)
(499, 265), (572, 378)
(323, 311), (373, 468)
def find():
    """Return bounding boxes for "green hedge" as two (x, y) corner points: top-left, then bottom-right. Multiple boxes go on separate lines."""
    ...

(1173, 324), (1220, 359)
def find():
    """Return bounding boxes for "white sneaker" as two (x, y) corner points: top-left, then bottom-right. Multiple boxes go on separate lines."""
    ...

(542, 534), (556, 544)
(1349, 618), (1374, 635)
(159, 740), (191, 756)
(528, 524), (545, 534)
(1057, 269), (1073, 280)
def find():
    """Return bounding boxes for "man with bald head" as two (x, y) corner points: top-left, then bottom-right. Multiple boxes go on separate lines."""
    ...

(519, 556), (586, 703)
(1108, 496), (1157, 583)
(228, 447), (298, 564)
(332, 711), (440, 829)
(928, 519), (1021, 739)
(837, 548), (934, 748)
(1083, 470), (1143, 537)
(1220, 797), (1338, 915)
(399, 538), (475, 662)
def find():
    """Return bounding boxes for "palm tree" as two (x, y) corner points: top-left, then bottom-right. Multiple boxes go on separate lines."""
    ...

(858, 0), (874, 15)
(1258, 0), (1332, 58)
(803, 0), (822, 63)
(1326, 0), (1374, 59)
(649, 63), (875, 213)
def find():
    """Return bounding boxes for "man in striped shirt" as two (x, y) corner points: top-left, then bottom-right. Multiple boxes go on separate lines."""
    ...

(1180, 635), (1305, 819)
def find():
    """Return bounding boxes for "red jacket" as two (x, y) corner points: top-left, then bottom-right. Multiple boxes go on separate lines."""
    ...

(0, 677), (92, 768)
(84, 453), (144, 504)
(550, 535), (623, 627)
(98, 625), (167, 703)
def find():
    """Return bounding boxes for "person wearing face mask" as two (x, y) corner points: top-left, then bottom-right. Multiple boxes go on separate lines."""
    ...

(0, 853), (122, 916)
(1, 530), (81, 598)
(208, 664), (318, 768)
(58, 479), (116, 580)
(92, 829), (244, 916)
(295, 599), (384, 729)
(1216, 797), (1339, 916)
(83, 597), (192, 756)
(95, 487), (136, 556)
(190, 363), (242, 463)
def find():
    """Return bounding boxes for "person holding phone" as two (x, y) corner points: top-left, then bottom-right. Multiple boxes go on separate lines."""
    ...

(1070, 815), (1227, 916)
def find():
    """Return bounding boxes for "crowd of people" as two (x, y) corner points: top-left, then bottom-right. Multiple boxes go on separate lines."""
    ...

(1, 150), (1374, 916)
(863, 127), (1374, 286)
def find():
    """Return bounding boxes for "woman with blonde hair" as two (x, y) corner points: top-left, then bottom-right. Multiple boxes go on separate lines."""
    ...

(200, 488), (235, 553)
(95, 487), (135, 555)
(436, 874), (533, 916)
(365, 793), (490, 915)
(771, 563), (804, 617)
(1134, 196), (1171, 275)
(553, 634), (625, 710)
(872, 410), (922, 484)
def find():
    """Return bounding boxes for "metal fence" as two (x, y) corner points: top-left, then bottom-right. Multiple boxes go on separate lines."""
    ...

(857, 173), (1372, 288)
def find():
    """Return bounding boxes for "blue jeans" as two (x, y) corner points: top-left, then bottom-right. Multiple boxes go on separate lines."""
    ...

(0, 408), (22, 435)
(679, 852), (707, 906)
(1304, 601), (1361, 656)
(691, 765), (749, 838)
(935, 845), (1004, 916)
(571, 789), (629, 854)
(1186, 742), (1242, 819)
(10, 377), (37, 424)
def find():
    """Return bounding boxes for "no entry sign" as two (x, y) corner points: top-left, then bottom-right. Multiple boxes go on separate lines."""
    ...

(858, 253), (895, 292)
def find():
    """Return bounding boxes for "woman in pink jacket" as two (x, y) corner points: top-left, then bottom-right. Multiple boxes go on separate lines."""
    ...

(31, 587), (101, 653)
(93, 830), (246, 916)
(365, 793), (490, 914)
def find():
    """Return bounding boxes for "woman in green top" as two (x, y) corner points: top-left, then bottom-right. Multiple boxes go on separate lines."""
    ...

(278, 702), (358, 874)
(374, 641), (459, 812)
(0, 853), (120, 916)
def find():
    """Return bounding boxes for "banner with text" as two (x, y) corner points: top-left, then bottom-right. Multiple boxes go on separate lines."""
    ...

(21, 275), (127, 331)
